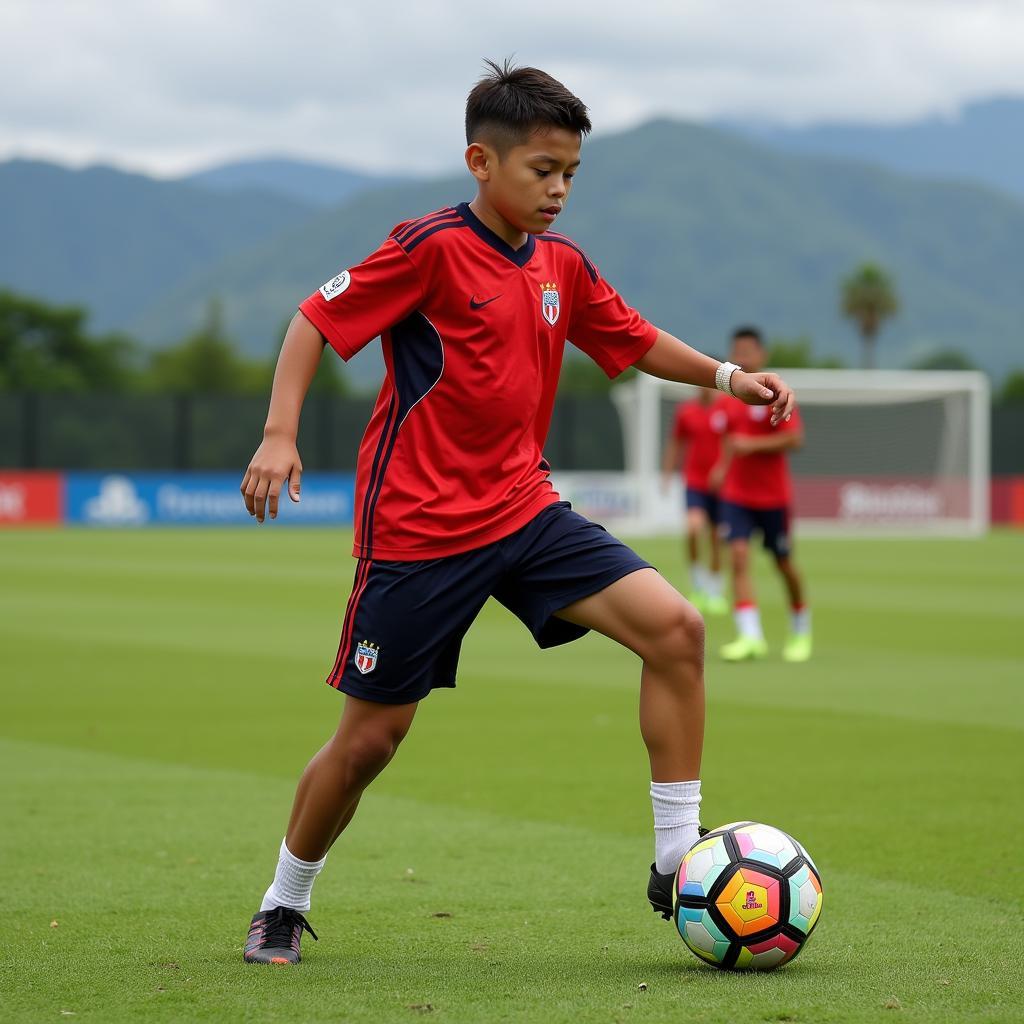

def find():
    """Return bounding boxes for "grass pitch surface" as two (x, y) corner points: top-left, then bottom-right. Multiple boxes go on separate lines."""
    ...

(2, 527), (1022, 1023)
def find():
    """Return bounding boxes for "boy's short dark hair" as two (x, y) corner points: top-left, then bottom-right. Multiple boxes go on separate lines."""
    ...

(732, 325), (764, 346)
(465, 58), (591, 155)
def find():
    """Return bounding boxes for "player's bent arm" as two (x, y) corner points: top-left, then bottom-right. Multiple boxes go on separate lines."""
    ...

(733, 431), (804, 455)
(636, 330), (796, 425)
(240, 311), (326, 523)
(662, 435), (681, 475)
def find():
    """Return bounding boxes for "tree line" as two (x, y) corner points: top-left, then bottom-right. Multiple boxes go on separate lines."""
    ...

(0, 290), (347, 396)
(2, 281), (1023, 402)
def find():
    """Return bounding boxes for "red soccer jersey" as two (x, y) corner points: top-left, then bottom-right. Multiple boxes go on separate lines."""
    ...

(299, 202), (657, 559)
(720, 397), (803, 509)
(672, 396), (729, 491)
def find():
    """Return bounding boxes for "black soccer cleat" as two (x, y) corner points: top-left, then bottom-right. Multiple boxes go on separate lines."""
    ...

(243, 906), (318, 964)
(648, 827), (709, 920)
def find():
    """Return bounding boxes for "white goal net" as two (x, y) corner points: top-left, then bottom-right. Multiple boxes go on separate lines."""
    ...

(557, 369), (989, 537)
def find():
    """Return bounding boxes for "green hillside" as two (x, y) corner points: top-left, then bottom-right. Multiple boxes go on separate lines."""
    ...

(0, 160), (314, 331)
(135, 120), (1024, 376)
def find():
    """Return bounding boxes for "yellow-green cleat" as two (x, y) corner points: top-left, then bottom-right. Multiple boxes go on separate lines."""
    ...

(720, 635), (768, 661)
(688, 590), (709, 613)
(782, 633), (813, 662)
(704, 594), (729, 616)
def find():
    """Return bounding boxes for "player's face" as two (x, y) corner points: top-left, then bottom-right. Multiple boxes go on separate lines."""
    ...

(731, 336), (765, 373)
(490, 127), (582, 234)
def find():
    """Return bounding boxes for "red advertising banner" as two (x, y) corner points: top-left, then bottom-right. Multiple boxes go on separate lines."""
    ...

(793, 476), (972, 522)
(0, 472), (63, 526)
(991, 477), (1024, 525)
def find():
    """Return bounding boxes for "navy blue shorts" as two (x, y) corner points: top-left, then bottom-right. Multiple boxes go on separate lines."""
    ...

(327, 501), (652, 704)
(719, 501), (792, 558)
(685, 487), (721, 525)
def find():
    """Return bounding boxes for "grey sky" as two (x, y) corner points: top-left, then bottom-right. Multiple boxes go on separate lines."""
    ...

(2, 0), (1023, 176)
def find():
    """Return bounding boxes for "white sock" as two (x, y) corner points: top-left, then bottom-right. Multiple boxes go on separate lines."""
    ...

(734, 604), (764, 640)
(260, 838), (326, 913)
(650, 780), (702, 874)
(707, 572), (725, 598)
(790, 606), (811, 635)
(691, 563), (708, 592)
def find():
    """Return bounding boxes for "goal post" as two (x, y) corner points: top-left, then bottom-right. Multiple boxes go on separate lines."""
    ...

(607, 369), (990, 537)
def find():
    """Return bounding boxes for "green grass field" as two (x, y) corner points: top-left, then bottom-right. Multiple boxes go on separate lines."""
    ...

(3, 527), (1022, 1023)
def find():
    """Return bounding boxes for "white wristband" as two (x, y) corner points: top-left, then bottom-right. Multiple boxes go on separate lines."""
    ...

(715, 361), (741, 396)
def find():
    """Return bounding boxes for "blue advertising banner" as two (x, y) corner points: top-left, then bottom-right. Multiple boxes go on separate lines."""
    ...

(65, 473), (355, 526)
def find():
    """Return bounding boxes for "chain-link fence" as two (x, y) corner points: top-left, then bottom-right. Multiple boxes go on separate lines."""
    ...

(1, 392), (1021, 473)
(0, 392), (628, 472)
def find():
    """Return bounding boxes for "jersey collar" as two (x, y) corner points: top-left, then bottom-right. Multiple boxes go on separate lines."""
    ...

(457, 202), (536, 268)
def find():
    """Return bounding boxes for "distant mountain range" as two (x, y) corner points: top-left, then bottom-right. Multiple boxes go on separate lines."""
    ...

(181, 157), (409, 207)
(1, 114), (1023, 381)
(720, 97), (1024, 202)
(0, 159), (315, 332)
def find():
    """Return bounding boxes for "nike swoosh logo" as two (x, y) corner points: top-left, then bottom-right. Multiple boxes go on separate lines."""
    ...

(469, 294), (501, 310)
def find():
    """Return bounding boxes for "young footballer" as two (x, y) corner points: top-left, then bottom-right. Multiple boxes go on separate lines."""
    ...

(239, 61), (795, 964)
(662, 387), (730, 614)
(710, 327), (811, 663)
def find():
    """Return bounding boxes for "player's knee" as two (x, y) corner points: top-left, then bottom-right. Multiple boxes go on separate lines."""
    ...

(339, 721), (408, 785)
(648, 600), (705, 668)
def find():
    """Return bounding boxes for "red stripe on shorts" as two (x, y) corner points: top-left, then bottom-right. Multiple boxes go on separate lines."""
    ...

(329, 558), (372, 687)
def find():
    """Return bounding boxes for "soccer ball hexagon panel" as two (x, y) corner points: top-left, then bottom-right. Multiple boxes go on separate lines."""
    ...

(674, 821), (822, 971)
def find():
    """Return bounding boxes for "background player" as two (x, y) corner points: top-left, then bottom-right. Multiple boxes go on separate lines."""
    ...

(238, 62), (795, 965)
(662, 387), (729, 614)
(710, 326), (811, 662)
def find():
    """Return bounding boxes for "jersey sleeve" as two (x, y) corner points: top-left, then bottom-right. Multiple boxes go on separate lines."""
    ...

(298, 238), (426, 360)
(567, 264), (658, 378)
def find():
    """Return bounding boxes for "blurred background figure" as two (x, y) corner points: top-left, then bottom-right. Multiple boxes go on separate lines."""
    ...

(710, 327), (810, 662)
(662, 385), (730, 614)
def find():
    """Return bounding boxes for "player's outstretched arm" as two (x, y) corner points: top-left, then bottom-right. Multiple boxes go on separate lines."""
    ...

(241, 311), (326, 523)
(636, 329), (796, 425)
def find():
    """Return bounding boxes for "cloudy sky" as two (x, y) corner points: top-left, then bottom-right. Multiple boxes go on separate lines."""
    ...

(2, 0), (1023, 177)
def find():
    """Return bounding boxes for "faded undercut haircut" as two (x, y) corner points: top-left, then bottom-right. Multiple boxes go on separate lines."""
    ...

(465, 58), (591, 155)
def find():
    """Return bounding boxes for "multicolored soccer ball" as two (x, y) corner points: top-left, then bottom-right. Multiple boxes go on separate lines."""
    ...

(673, 821), (823, 971)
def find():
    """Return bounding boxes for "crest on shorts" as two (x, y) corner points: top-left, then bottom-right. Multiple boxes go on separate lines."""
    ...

(354, 640), (379, 675)
(540, 281), (560, 326)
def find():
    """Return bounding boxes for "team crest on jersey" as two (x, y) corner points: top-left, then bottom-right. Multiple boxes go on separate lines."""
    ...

(319, 270), (351, 301)
(354, 640), (379, 675)
(540, 281), (560, 326)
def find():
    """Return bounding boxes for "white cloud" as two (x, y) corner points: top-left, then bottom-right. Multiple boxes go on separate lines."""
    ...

(1, 0), (1022, 175)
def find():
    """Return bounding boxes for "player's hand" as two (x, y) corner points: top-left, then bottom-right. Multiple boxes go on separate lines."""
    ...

(241, 434), (302, 523)
(708, 461), (726, 492)
(731, 371), (796, 426)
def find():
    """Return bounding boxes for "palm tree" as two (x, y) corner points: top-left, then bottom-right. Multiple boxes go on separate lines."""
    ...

(840, 263), (899, 369)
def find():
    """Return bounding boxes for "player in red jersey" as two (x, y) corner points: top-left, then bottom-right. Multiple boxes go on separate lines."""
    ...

(710, 327), (811, 663)
(238, 61), (795, 964)
(662, 389), (730, 614)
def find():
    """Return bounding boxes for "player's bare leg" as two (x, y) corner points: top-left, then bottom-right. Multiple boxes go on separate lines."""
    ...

(286, 696), (418, 859)
(685, 507), (710, 610)
(704, 515), (728, 614)
(555, 567), (705, 916)
(776, 554), (812, 662)
(709, 520), (722, 576)
(721, 539), (767, 660)
(245, 697), (417, 964)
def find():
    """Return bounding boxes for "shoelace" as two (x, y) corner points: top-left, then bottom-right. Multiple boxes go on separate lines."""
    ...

(260, 906), (318, 947)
